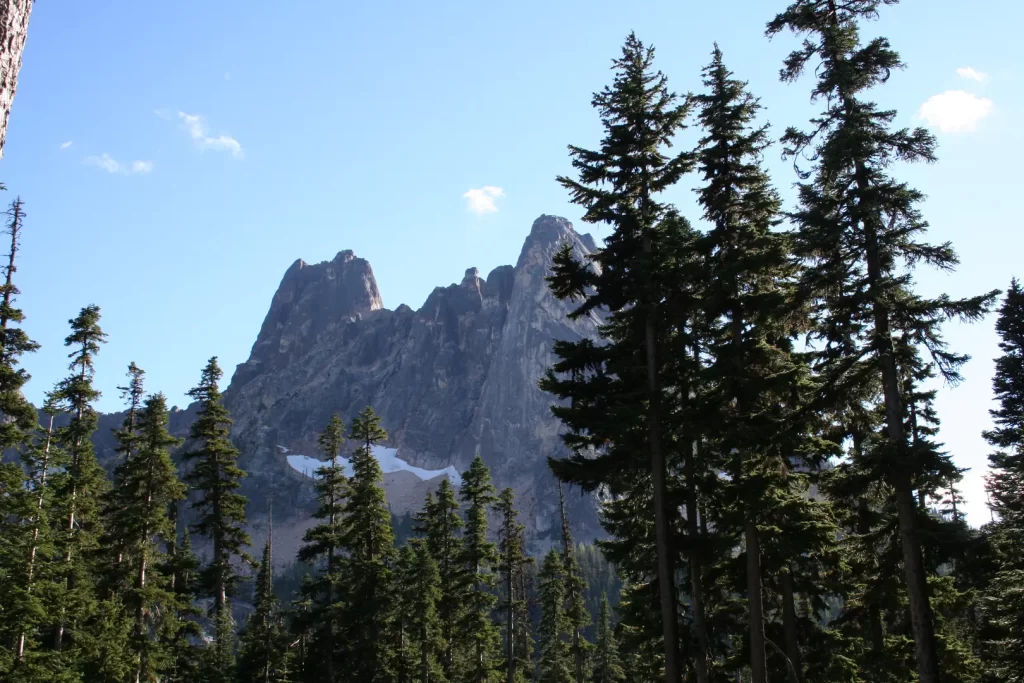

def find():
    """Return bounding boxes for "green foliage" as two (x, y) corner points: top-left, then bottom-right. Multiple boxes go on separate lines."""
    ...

(537, 550), (572, 683)
(981, 280), (1024, 681)
(238, 540), (291, 683)
(495, 488), (532, 683)
(339, 406), (396, 682)
(182, 357), (252, 674)
(458, 455), (501, 682)
(592, 595), (624, 683)
(415, 479), (465, 679)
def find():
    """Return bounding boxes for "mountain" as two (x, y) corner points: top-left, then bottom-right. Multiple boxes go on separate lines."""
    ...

(95, 215), (604, 565)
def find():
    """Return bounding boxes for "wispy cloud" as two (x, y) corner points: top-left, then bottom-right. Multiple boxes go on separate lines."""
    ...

(918, 90), (993, 133)
(59, 140), (73, 150)
(177, 112), (243, 158)
(84, 153), (154, 175)
(956, 67), (987, 82)
(463, 186), (505, 215)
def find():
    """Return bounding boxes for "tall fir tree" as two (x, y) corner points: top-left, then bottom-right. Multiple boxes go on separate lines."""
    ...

(50, 305), (109, 660)
(161, 525), (204, 683)
(396, 540), (447, 683)
(238, 538), (290, 683)
(537, 550), (573, 683)
(592, 595), (625, 683)
(458, 455), (501, 683)
(340, 406), (396, 683)
(981, 280), (1024, 681)
(415, 478), (465, 679)
(100, 362), (147, 598)
(495, 488), (532, 683)
(0, 196), (44, 676)
(296, 414), (348, 683)
(105, 392), (187, 683)
(556, 484), (589, 683)
(182, 357), (252, 681)
(544, 32), (693, 683)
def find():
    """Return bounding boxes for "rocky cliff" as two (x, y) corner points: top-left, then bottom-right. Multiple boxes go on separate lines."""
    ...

(95, 215), (604, 565)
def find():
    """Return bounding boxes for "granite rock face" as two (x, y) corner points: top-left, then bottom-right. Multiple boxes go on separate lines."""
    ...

(91, 215), (604, 562)
(224, 215), (603, 550)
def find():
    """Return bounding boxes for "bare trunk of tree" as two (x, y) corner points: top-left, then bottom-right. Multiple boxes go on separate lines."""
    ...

(782, 570), (802, 682)
(685, 437), (711, 683)
(17, 413), (53, 661)
(642, 229), (681, 683)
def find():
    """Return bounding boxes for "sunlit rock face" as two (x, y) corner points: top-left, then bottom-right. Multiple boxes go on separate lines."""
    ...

(95, 215), (604, 564)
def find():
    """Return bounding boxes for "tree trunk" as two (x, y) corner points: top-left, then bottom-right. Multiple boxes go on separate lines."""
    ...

(745, 521), (768, 683)
(685, 438), (710, 683)
(642, 230), (681, 683)
(781, 570), (802, 682)
(506, 559), (515, 683)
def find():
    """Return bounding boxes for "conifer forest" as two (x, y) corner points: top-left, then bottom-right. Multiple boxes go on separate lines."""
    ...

(1, 2), (1022, 682)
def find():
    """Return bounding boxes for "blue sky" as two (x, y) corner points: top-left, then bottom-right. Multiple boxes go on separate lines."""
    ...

(3, 0), (1020, 525)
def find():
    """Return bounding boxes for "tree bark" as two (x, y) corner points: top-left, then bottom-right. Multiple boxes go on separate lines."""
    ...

(685, 437), (710, 683)
(642, 229), (682, 683)
(781, 570), (802, 682)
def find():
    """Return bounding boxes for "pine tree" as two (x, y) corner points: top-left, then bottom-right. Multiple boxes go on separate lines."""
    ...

(396, 540), (446, 683)
(415, 478), (465, 679)
(537, 550), (573, 683)
(556, 484), (589, 683)
(161, 526), (203, 683)
(458, 455), (500, 683)
(544, 32), (693, 683)
(592, 595), (624, 683)
(981, 280), (1024, 681)
(296, 414), (348, 683)
(767, 4), (1000, 681)
(182, 357), (252, 681)
(104, 392), (187, 683)
(0, 196), (38, 451)
(0, 196), (46, 675)
(101, 363), (148, 597)
(495, 488), (532, 683)
(238, 539), (290, 683)
(340, 406), (396, 683)
(50, 305), (108, 659)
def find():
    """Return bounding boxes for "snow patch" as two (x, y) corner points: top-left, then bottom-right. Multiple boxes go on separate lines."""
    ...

(284, 445), (461, 486)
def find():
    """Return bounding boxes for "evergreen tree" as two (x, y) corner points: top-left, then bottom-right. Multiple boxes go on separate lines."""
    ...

(415, 479), (465, 679)
(296, 414), (348, 683)
(0, 196), (47, 676)
(340, 406), (396, 683)
(537, 550), (572, 683)
(544, 32), (693, 683)
(106, 392), (187, 683)
(981, 280), (1024, 681)
(182, 357), (252, 681)
(161, 526), (204, 683)
(101, 363), (147, 597)
(238, 539), (290, 683)
(495, 488), (532, 683)
(458, 455), (500, 683)
(397, 540), (446, 683)
(50, 305), (109, 660)
(0, 195), (38, 449)
(767, 4), (998, 682)
(556, 484), (589, 683)
(592, 595), (625, 683)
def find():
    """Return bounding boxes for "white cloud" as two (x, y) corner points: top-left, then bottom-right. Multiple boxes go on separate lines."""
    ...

(463, 186), (505, 215)
(83, 153), (154, 175)
(956, 67), (987, 82)
(59, 140), (73, 150)
(177, 112), (243, 158)
(918, 90), (993, 133)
